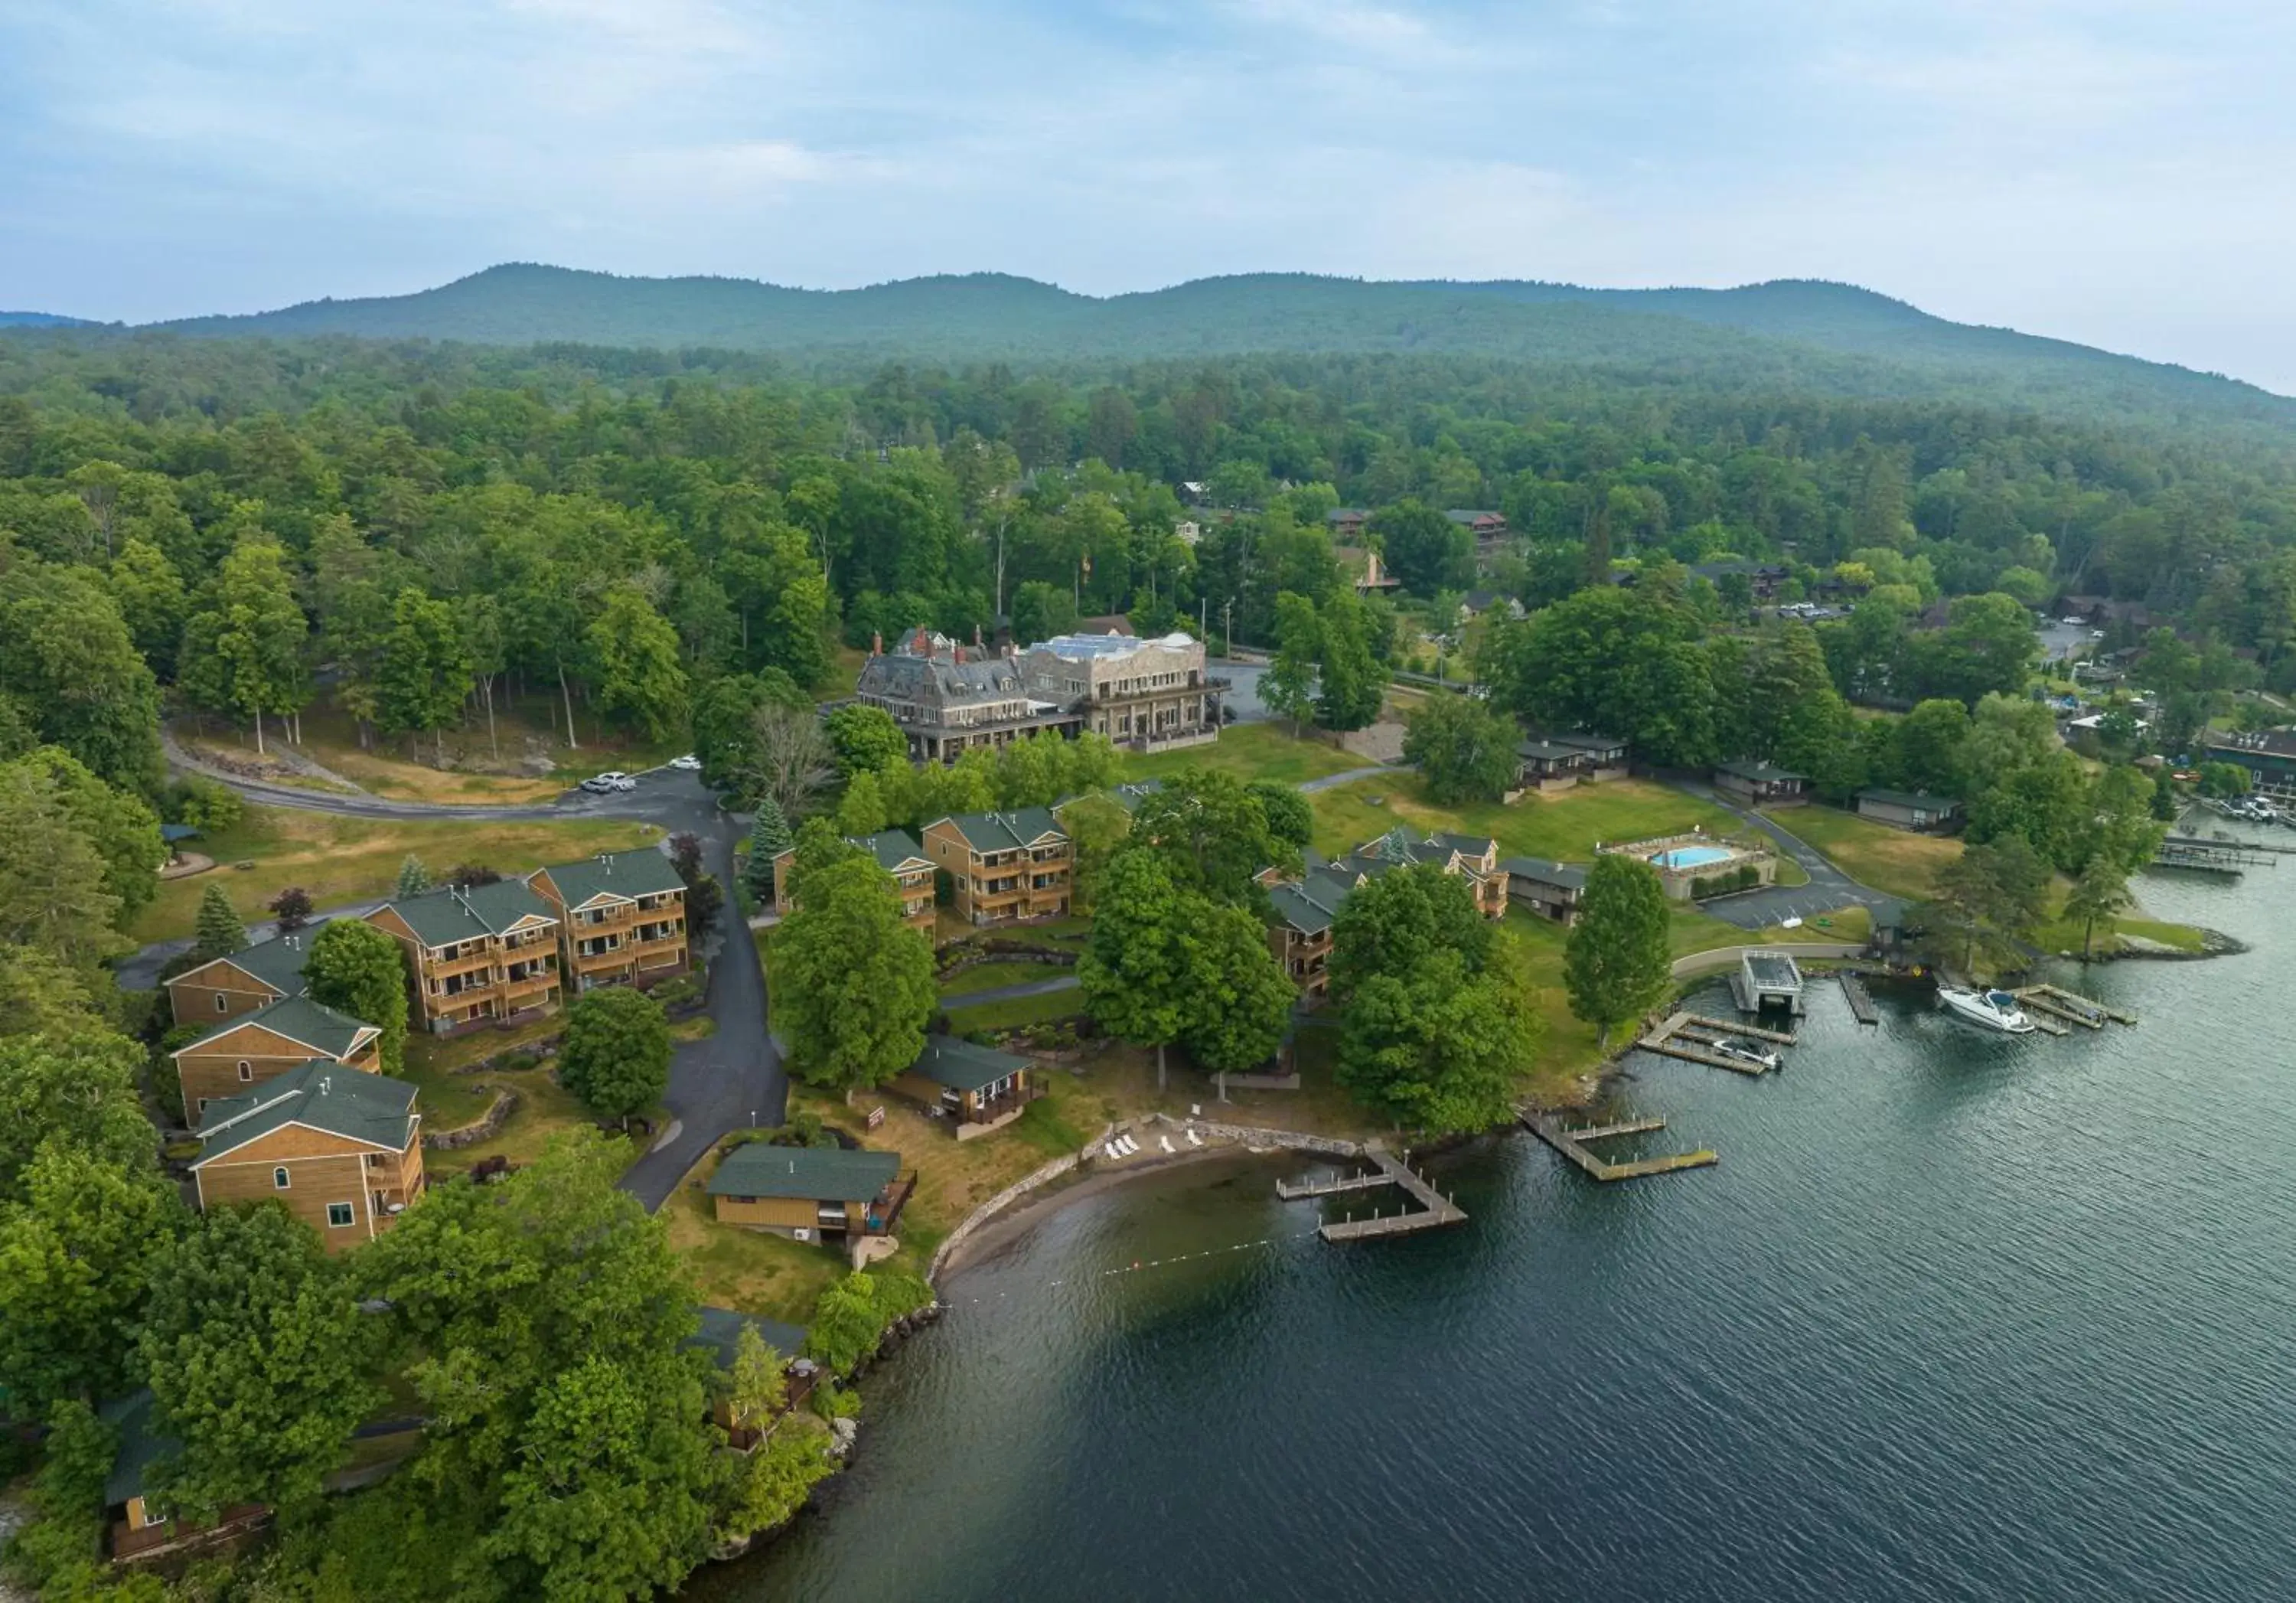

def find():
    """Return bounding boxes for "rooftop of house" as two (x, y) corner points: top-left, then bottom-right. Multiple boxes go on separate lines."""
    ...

(853, 828), (930, 873)
(1501, 856), (1589, 891)
(194, 1060), (419, 1158)
(688, 1305), (810, 1371)
(931, 807), (1066, 854)
(857, 649), (1041, 710)
(1028, 629), (1199, 662)
(176, 994), (377, 1061)
(100, 1390), (171, 1509)
(1540, 730), (1629, 755)
(533, 846), (685, 908)
(1326, 507), (1370, 523)
(907, 1033), (1034, 1093)
(380, 878), (557, 948)
(180, 929), (324, 997)
(1267, 877), (1349, 935)
(1715, 759), (1806, 783)
(1857, 787), (1962, 811)
(706, 1143), (903, 1203)
(1075, 613), (1137, 637)
(1444, 508), (1505, 525)
(2206, 729), (2296, 759)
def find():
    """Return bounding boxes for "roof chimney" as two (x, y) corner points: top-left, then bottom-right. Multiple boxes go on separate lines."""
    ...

(872, 631), (883, 657)
(974, 623), (984, 649)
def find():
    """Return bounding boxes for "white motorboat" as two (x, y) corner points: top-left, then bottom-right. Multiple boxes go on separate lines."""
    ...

(1936, 984), (2037, 1034)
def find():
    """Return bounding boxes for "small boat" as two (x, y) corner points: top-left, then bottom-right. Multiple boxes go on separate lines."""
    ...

(1936, 985), (2038, 1034)
(1710, 1037), (1782, 1071)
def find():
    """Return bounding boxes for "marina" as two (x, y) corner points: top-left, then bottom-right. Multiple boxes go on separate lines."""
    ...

(2151, 837), (2274, 876)
(1840, 971), (1880, 1025)
(1639, 1010), (1796, 1075)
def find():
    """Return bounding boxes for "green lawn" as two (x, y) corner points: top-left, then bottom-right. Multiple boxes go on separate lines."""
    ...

(940, 960), (1068, 997)
(135, 806), (660, 943)
(1121, 722), (1362, 786)
(943, 985), (1087, 1033)
(1766, 805), (1960, 902)
(1309, 775), (1740, 864)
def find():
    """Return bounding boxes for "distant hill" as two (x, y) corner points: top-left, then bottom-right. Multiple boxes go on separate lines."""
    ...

(0, 311), (94, 328)
(143, 264), (2296, 436)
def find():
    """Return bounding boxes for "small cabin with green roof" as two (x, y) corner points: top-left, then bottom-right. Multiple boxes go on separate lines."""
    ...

(706, 1143), (915, 1242)
(889, 1033), (1042, 1138)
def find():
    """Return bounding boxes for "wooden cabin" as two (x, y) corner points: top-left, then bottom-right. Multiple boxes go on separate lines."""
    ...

(889, 1035), (1042, 1138)
(706, 1144), (915, 1242)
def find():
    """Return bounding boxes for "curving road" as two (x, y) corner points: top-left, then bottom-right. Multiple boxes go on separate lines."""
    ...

(150, 738), (783, 1212)
(1666, 780), (1906, 932)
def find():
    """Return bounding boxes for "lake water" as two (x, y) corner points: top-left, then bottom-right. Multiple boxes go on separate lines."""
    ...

(712, 861), (2296, 1603)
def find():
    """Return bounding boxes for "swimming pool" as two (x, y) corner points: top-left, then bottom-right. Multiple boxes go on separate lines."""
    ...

(1652, 845), (1735, 870)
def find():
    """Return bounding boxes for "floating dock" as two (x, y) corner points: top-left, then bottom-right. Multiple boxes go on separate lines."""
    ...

(1638, 1011), (1793, 1075)
(2151, 837), (2274, 876)
(1522, 1112), (1717, 1181)
(1840, 971), (1880, 1025)
(1284, 1146), (1468, 1242)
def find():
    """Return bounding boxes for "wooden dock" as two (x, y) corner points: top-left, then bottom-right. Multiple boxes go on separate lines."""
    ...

(1523, 1112), (1717, 1181)
(2014, 983), (2138, 1029)
(1840, 971), (1880, 1025)
(1293, 1147), (1468, 1242)
(1636, 1012), (1789, 1076)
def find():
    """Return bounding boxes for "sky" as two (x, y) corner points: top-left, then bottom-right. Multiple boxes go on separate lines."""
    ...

(4, 1), (2294, 389)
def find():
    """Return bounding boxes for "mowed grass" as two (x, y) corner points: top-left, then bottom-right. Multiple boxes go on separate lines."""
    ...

(417, 1065), (596, 1177)
(1771, 805), (1962, 901)
(662, 1148), (850, 1321)
(939, 960), (1068, 998)
(1121, 722), (1362, 786)
(943, 985), (1087, 1033)
(133, 806), (661, 942)
(1308, 775), (1740, 864)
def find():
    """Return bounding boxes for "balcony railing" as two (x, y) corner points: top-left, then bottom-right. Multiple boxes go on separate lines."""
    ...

(958, 1082), (1045, 1124)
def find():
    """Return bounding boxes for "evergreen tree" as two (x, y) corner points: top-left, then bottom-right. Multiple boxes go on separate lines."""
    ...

(396, 854), (433, 898)
(745, 798), (792, 903)
(194, 883), (247, 961)
(1564, 856), (1672, 1047)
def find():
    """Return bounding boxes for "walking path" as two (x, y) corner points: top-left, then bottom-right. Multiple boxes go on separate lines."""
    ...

(1298, 764), (1408, 794)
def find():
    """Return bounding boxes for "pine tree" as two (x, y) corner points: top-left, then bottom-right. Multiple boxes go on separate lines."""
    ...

(745, 798), (791, 903)
(193, 883), (246, 961)
(395, 854), (433, 899)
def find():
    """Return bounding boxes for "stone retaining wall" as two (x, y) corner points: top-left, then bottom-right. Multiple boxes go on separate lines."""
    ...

(424, 1089), (519, 1149)
(925, 1125), (1111, 1284)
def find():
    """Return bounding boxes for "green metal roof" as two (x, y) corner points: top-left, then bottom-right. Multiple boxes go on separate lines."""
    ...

(1267, 879), (1348, 935)
(706, 1144), (902, 1203)
(907, 1034), (1032, 1094)
(380, 880), (557, 947)
(688, 1306), (809, 1370)
(931, 807), (1065, 853)
(1501, 856), (1588, 892)
(176, 994), (375, 1061)
(193, 1060), (418, 1154)
(1717, 759), (1805, 783)
(100, 1390), (172, 1507)
(853, 829), (929, 873)
(179, 931), (319, 998)
(1425, 831), (1498, 858)
(1857, 788), (1961, 811)
(533, 846), (686, 907)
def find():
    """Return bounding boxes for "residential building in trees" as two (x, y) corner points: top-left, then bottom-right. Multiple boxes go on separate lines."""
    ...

(101, 1392), (270, 1562)
(1514, 731), (1630, 795)
(1502, 857), (1588, 925)
(1261, 828), (1508, 998)
(1331, 544), (1403, 596)
(1713, 759), (1809, 808)
(171, 995), (382, 1124)
(1018, 629), (1218, 752)
(528, 847), (690, 993)
(771, 828), (937, 935)
(364, 880), (563, 1033)
(923, 808), (1072, 926)
(165, 929), (318, 1027)
(188, 1062), (424, 1252)
(1854, 788), (1965, 831)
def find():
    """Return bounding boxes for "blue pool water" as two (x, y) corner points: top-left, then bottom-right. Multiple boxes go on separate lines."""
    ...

(1652, 844), (1733, 869)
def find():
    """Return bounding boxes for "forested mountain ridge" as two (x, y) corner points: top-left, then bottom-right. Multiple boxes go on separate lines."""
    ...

(0, 311), (92, 328)
(143, 264), (2296, 441)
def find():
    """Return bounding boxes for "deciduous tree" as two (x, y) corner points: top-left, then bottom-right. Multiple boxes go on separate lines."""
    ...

(1329, 863), (1494, 1003)
(1564, 855), (1672, 1046)
(1339, 949), (1539, 1132)
(774, 831), (935, 1092)
(303, 919), (409, 1075)
(1403, 694), (1521, 805)
(559, 987), (673, 1125)
(823, 704), (908, 776)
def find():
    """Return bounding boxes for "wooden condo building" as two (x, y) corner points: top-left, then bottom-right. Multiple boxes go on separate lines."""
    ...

(924, 808), (1071, 927)
(1502, 856), (1588, 924)
(1714, 759), (1808, 808)
(365, 880), (563, 1034)
(707, 1144), (915, 1243)
(171, 995), (381, 1125)
(102, 1392), (269, 1563)
(889, 1034), (1042, 1138)
(772, 828), (937, 935)
(529, 847), (690, 994)
(165, 929), (316, 1028)
(1264, 829), (1507, 999)
(189, 1061), (424, 1252)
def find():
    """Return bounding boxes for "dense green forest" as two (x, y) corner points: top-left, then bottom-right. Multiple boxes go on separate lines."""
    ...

(92, 265), (2296, 446)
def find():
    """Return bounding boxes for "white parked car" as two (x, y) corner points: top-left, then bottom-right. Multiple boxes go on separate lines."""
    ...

(582, 770), (634, 793)
(2060, 616), (2087, 626)
(668, 754), (702, 772)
